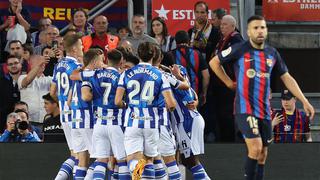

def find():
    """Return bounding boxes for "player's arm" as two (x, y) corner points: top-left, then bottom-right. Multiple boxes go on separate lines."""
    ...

(170, 65), (190, 90)
(209, 55), (235, 90)
(280, 73), (314, 119)
(81, 82), (93, 102)
(49, 83), (58, 102)
(162, 90), (176, 112)
(67, 89), (72, 107)
(70, 68), (82, 81)
(115, 87), (126, 108)
(201, 69), (209, 99)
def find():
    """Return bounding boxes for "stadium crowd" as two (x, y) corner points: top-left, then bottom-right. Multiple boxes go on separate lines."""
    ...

(0, 0), (314, 180)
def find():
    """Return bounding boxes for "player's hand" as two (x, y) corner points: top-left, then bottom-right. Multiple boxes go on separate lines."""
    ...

(170, 64), (183, 80)
(303, 101), (315, 120)
(186, 101), (197, 110)
(16, 2), (22, 14)
(272, 113), (284, 127)
(226, 80), (236, 90)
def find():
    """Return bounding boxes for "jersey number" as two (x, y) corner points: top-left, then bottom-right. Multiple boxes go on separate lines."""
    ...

(56, 72), (70, 96)
(101, 82), (112, 105)
(127, 80), (155, 105)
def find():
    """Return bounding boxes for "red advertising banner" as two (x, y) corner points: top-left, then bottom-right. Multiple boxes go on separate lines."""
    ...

(263, 0), (320, 21)
(152, 0), (230, 35)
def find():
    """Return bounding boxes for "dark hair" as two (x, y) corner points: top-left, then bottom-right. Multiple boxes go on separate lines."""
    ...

(41, 45), (52, 55)
(117, 26), (132, 35)
(63, 34), (81, 52)
(247, 15), (265, 25)
(23, 44), (34, 55)
(138, 42), (155, 62)
(6, 55), (19, 62)
(194, 1), (209, 13)
(72, 8), (89, 25)
(83, 49), (101, 67)
(42, 93), (57, 104)
(150, 17), (169, 40)
(9, 40), (22, 48)
(152, 44), (162, 65)
(90, 45), (104, 52)
(14, 109), (29, 120)
(14, 101), (29, 109)
(116, 46), (130, 60)
(126, 53), (140, 66)
(212, 8), (227, 19)
(133, 14), (144, 19)
(107, 49), (123, 65)
(175, 30), (190, 44)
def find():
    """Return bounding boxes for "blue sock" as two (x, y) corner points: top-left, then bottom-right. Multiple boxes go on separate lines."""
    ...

(190, 164), (207, 180)
(75, 167), (87, 180)
(84, 162), (96, 180)
(113, 163), (119, 180)
(93, 162), (107, 180)
(141, 163), (155, 179)
(55, 156), (76, 180)
(73, 159), (79, 177)
(107, 169), (114, 180)
(165, 161), (182, 180)
(154, 159), (167, 179)
(118, 161), (131, 180)
(256, 164), (265, 180)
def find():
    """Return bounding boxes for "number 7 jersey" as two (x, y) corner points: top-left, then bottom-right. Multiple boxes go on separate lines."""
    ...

(52, 56), (82, 122)
(117, 62), (171, 129)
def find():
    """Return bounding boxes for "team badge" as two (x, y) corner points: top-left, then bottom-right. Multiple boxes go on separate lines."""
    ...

(284, 124), (291, 132)
(266, 59), (273, 67)
(246, 69), (256, 78)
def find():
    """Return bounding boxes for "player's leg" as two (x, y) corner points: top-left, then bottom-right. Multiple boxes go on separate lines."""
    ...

(153, 156), (167, 180)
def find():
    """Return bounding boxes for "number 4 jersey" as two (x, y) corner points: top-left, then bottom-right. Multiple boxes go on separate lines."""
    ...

(118, 62), (171, 129)
(52, 56), (82, 122)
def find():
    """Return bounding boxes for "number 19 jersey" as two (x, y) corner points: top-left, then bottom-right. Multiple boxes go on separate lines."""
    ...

(117, 62), (171, 129)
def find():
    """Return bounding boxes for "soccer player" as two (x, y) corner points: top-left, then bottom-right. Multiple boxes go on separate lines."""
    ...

(209, 15), (314, 180)
(50, 34), (83, 180)
(115, 42), (176, 179)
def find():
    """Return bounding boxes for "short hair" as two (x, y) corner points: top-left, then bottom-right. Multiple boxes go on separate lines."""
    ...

(116, 46), (130, 60)
(93, 15), (108, 24)
(14, 109), (29, 120)
(194, 1), (209, 13)
(42, 93), (57, 104)
(132, 14), (145, 21)
(6, 55), (19, 63)
(63, 34), (81, 52)
(138, 42), (155, 62)
(212, 8), (227, 19)
(9, 40), (22, 48)
(23, 44), (34, 55)
(6, 112), (20, 122)
(14, 101), (29, 109)
(46, 25), (60, 33)
(107, 49), (123, 65)
(175, 30), (190, 44)
(83, 48), (101, 67)
(152, 44), (162, 65)
(126, 53), (140, 66)
(41, 45), (52, 55)
(247, 15), (265, 25)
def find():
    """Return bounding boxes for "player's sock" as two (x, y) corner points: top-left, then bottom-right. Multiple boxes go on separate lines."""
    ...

(107, 169), (114, 180)
(141, 163), (155, 179)
(118, 161), (131, 180)
(165, 161), (182, 180)
(84, 162), (96, 180)
(113, 163), (119, 180)
(73, 159), (79, 177)
(190, 164), (208, 180)
(93, 162), (108, 180)
(128, 159), (139, 174)
(75, 167), (87, 180)
(154, 159), (167, 179)
(244, 157), (257, 180)
(54, 156), (76, 180)
(256, 164), (265, 180)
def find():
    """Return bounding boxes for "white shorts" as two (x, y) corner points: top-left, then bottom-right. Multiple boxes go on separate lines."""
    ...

(61, 122), (73, 150)
(71, 128), (94, 154)
(158, 125), (176, 157)
(177, 115), (205, 158)
(124, 127), (159, 157)
(91, 124), (126, 160)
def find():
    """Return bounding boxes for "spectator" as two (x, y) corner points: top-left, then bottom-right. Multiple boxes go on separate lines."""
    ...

(14, 109), (42, 140)
(34, 25), (59, 55)
(118, 39), (134, 53)
(211, 8), (227, 28)
(209, 15), (244, 142)
(82, 15), (119, 62)
(42, 46), (58, 76)
(126, 14), (158, 54)
(117, 26), (131, 40)
(272, 90), (312, 143)
(14, 101), (29, 113)
(31, 17), (52, 47)
(17, 55), (51, 128)
(0, 0), (31, 62)
(0, 55), (21, 132)
(170, 30), (209, 106)
(0, 112), (40, 142)
(42, 93), (65, 142)
(188, 1), (220, 63)
(150, 17), (176, 52)
(5, 40), (29, 74)
(69, 8), (94, 36)
(22, 43), (33, 63)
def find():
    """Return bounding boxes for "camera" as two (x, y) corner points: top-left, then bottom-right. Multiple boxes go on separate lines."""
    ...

(15, 120), (29, 131)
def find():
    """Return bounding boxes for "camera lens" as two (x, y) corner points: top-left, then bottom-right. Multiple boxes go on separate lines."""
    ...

(17, 121), (29, 130)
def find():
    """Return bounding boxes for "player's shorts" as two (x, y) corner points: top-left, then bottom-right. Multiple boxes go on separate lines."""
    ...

(235, 114), (273, 146)
(158, 125), (176, 157)
(177, 115), (205, 158)
(124, 127), (159, 157)
(91, 124), (126, 160)
(61, 121), (73, 150)
(71, 128), (94, 154)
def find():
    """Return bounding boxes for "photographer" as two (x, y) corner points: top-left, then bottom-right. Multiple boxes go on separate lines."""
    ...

(0, 112), (40, 142)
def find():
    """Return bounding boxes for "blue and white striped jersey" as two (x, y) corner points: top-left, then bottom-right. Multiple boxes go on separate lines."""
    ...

(81, 67), (123, 126)
(118, 62), (171, 129)
(52, 56), (81, 123)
